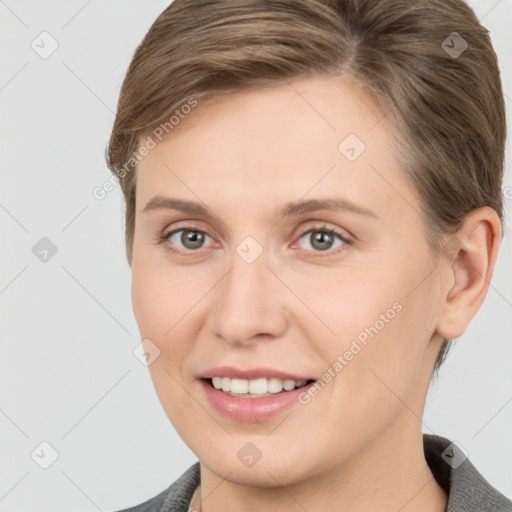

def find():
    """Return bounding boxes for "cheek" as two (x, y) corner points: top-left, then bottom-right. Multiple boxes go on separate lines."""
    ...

(282, 262), (404, 353)
(131, 252), (188, 334)
(130, 262), (190, 374)
(131, 259), (214, 377)
(291, 254), (437, 404)
(303, 301), (432, 459)
(131, 272), (167, 335)
(131, 266), (201, 427)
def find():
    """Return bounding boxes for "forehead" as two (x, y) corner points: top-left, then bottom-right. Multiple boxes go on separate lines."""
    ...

(135, 74), (411, 222)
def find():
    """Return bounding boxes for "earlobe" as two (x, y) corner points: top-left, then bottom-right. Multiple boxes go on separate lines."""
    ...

(436, 207), (501, 340)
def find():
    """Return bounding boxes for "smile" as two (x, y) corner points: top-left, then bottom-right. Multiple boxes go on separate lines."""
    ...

(208, 376), (313, 397)
(199, 378), (317, 421)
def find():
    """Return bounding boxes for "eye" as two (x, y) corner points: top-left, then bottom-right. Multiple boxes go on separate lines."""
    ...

(295, 225), (349, 254)
(158, 223), (351, 257)
(164, 227), (214, 252)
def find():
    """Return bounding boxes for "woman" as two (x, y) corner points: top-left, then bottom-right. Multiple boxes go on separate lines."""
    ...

(106, 0), (511, 510)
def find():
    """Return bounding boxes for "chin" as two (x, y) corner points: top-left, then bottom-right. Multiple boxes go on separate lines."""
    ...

(196, 438), (328, 488)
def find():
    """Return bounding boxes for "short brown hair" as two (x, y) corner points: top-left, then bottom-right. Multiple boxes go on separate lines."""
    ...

(106, 0), (506, 374)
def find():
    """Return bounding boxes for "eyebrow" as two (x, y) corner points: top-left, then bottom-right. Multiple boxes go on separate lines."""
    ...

(142, 195), (377, 219)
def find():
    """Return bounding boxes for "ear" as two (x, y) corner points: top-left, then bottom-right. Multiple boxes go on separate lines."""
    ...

(436, 207), (502, 340)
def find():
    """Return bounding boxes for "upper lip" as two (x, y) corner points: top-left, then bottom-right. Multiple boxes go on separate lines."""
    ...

(199, 366), (316, 381)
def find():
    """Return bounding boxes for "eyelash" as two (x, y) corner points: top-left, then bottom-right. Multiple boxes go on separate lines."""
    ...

(157, 223), (351, 259)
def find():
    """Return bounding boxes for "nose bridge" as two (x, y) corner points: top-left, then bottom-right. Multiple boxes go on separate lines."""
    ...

(208, 238), (287, 345)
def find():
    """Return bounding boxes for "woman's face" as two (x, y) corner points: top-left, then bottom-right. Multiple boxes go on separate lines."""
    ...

(131, 75), (445, 486)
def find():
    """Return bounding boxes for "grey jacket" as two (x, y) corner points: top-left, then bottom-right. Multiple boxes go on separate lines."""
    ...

(115, 435), (511, 511)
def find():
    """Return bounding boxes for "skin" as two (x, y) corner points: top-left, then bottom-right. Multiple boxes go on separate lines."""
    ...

(130, 74), (501, 512)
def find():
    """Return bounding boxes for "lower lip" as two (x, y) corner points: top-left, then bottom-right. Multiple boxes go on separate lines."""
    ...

(199, 379), (316, 422)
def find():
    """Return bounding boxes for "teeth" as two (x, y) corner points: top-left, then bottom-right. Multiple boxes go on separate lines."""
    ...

(211, 376), (308, 396)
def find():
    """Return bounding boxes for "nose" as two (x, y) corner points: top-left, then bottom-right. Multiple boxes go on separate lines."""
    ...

(206, 247), (288, 347)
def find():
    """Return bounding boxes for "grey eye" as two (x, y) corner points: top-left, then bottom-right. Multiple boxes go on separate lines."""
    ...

(169, 229), (213, 250)
(298, 230), (344, 252)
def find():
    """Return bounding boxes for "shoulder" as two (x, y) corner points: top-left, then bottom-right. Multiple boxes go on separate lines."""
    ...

(424, 434), (512, 512)
(110, 461), (200, 512)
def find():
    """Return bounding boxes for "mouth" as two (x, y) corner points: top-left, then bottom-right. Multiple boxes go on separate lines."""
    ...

(202, 377), (316, 398)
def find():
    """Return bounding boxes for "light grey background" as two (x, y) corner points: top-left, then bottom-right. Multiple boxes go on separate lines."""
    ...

(0, 1), (510, 510)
